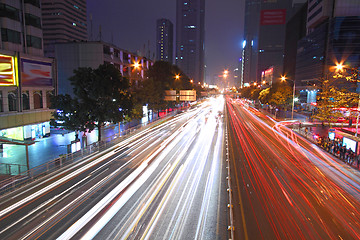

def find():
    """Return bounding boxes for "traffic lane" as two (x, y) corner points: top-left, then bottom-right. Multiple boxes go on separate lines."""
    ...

(0, 111), (192, 239)
(141, 117), (225, 240)
(233, 101), (360, 199)
(89, 103), (227, 239)
(0, 144), (153, 240)
(54, 105), (214, 239)
(274, 122), (360, 197)
(227, 101), (360, 239)
(231, 102), (360, 239)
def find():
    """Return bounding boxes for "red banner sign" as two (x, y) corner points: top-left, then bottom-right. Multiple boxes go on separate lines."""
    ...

(260, 9), (286, 25)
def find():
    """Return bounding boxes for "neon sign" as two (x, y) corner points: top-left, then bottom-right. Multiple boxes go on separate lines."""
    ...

(0, 54), (17, 86)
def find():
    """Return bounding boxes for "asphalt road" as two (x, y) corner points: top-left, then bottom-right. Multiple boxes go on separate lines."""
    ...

(227, 97), (360, 240)
(0, 96), (228, 240)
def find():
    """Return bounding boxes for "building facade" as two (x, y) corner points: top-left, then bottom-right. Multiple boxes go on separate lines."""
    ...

(283, 2), (308, 82)
(241, 0), (305, 86)
(296, 0), (360, 84)
(295, 0), (360, 105)
(41, 0), (87, 58)
(156, 18), (173, 63)
(175, 0), (205, 84)
(55, 41), (153, 97)
(0, 0), (55, 142)
(257, 0), (293, 84)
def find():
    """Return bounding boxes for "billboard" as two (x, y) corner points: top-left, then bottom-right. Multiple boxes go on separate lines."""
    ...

(0, 54), (17, 86)
(21, 59), (52, 86)
(260, 9), (286, 25)
(180, 90), (196, 101)
(165, 90), (177, 101)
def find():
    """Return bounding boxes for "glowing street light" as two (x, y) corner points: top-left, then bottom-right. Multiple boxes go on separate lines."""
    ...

(133, 61), (140, 70)
(335, 62), (344, 72)
(223, 70), (229, 79)
(281, 75), (296, 120)
(331, 63), (360, 137)
(175, 74), (180, 80)
(190, 79), (193, 83)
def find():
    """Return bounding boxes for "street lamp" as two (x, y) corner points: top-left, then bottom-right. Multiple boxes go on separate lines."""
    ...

(281, 75), (296, 120)
(133, 61), (140, 70)
(333, 63), (360, 137)
(175, 74), (180, 80)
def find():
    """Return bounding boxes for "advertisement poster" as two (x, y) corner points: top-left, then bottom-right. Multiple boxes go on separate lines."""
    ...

(21, 59), (52, 86)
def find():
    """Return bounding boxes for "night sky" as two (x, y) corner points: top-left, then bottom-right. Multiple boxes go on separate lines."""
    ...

(87, 0), (244, 85)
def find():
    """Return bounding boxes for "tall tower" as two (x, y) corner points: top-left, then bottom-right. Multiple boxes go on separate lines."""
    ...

(41, 0), (87, 58)
(156, 18), (173, 63)
(176, 0), (205, 83)
(257, 0), (293, 83)
(241, 0), (261, 86)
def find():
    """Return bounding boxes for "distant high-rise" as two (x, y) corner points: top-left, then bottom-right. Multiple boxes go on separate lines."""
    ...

(156, 19), (173, 63)
(257, 0), (293, 84)
(176, 0), (205, 83)
(241, 0), (261, 86)
(296, 0), (360, 85)
(41, 0), (87, 58)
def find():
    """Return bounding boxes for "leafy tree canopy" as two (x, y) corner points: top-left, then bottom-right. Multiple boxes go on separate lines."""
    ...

(51, 63), (133, 141)
(313, 77), (359, 125)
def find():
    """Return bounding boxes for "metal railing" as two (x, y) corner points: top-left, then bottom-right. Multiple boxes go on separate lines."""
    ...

(0, 163), (28, 175)
(0, 111), (179, 196)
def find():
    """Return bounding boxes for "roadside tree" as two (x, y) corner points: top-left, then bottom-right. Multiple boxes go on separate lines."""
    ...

(51, 63), (133, 141)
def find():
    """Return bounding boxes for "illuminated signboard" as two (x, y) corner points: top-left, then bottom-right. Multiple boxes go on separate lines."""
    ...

(0, 54), (17, 86)
(260, 9), (286, 25)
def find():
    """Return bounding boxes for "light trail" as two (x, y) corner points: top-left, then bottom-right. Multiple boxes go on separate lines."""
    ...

(227, 97), (360, 239)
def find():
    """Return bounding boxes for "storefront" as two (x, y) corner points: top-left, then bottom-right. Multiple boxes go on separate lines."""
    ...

(0, 122), (50, 141)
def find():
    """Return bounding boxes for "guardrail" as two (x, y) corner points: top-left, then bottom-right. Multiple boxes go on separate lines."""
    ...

(225, 112), (235, 240)
(0, 110), (179, 196)
(0, 163), (28, 175)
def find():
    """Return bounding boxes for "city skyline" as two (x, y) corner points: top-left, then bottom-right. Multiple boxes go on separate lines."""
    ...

(87, 0), (244, 85)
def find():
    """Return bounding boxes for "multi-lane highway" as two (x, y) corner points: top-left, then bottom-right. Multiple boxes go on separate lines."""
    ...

(227, 97), (360, 240)
(0, 97), (228, 240)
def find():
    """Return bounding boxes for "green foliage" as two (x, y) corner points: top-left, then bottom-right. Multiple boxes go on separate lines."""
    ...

(312, 77), (356, 125)
(50, 94), (92, 133)
(51, 63), (132, 141)
(241, 81), (292, 107)
(268, 82), (292, 106)
(259, 88), (270, 103)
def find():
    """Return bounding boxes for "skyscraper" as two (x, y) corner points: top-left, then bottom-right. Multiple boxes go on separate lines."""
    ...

(296, 0), (360, 85)
(176, 0), (205, 83)
(241, 0), (261, 86)
(41, 0), (87, 58)
(257, 0), (293, 84)
(156, 19), (173, 63)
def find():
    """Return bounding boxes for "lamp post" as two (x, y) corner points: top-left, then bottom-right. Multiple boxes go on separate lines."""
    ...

(281, 75), (296, 120)
(334, 63), (360, 137)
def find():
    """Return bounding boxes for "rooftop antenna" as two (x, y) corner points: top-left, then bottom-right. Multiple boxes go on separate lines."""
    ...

(89, 13), (93, 40)
(98, 25), (102, 41)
